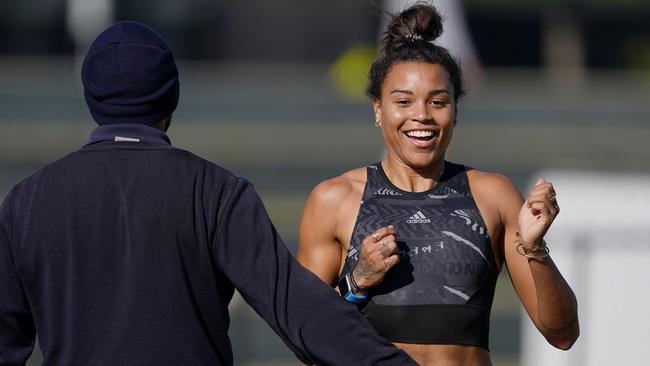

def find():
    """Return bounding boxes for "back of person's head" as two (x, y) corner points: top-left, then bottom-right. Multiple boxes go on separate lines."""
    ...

(82, 21), (180, 126)
(367, 2), (464, 103)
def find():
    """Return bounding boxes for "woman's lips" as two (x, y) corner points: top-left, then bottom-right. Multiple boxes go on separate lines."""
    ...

(404, 130), (437, 148)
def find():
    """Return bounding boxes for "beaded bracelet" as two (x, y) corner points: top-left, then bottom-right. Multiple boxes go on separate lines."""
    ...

(515, 232), (550, 259)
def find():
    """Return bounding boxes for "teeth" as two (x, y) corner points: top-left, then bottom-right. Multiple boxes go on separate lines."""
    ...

(406, 130), (434, 138)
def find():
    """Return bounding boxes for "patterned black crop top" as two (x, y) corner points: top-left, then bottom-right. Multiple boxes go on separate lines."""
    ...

(340, 161), (498, 350)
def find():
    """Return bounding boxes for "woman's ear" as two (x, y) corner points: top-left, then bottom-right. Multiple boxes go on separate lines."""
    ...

(373, 99), (381, 127)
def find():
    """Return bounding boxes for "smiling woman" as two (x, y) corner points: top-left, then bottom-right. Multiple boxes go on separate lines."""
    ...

(373, 62), (455, 171)
(297, 2), (579, 366)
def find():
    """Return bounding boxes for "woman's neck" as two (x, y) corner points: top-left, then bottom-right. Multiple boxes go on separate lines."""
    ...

(380, 157), (446, 193)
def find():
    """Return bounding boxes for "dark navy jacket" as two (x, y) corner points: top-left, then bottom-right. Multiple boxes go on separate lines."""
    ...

(0, 124), (415, 366)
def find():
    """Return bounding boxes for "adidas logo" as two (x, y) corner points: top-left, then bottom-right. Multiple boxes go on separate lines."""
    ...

(407, 211), (431, 224)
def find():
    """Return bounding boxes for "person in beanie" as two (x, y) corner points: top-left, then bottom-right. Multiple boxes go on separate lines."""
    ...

(0, 21), (416, 366)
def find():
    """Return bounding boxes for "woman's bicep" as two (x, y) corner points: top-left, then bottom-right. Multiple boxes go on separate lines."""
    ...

(297, 185), (345, 287)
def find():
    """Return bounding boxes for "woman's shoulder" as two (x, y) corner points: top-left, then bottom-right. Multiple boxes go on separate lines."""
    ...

(465, 166), (514, 188)
(314, 167), (367, 196)
(311, 167), (367, 203)
(464, 166), (521, 200)
(464, 166), (523, 235)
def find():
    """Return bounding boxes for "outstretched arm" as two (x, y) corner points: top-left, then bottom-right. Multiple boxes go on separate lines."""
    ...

(0, 199), (36, 366)
(501, 177), (579, 350)
(214, 178), (416, 365)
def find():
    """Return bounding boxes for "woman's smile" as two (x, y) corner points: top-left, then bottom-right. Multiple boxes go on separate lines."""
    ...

(403, 129), (438, 148)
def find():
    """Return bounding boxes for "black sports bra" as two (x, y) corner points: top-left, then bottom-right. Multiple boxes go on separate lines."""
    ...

(340, 162), (498, 350)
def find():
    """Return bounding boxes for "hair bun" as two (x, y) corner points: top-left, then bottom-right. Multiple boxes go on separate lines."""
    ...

(382, 3), (443, 53)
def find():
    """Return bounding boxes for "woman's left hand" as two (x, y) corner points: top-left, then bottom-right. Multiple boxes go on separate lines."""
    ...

(518, 178), (559, 245)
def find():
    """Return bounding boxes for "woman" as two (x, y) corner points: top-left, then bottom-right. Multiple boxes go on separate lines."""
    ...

(297, 3), (579, 365)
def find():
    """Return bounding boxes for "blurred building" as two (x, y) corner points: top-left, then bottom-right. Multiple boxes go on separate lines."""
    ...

(2, 1), (650, 69)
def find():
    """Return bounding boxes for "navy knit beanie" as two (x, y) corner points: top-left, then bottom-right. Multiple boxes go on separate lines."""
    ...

(82, 21), (179, 125)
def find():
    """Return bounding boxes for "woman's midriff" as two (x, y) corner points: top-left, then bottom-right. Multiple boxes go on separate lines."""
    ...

(393, 343), (493, 366)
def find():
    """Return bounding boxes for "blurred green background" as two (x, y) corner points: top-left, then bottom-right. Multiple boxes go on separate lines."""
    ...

(1, 1), (649, 365)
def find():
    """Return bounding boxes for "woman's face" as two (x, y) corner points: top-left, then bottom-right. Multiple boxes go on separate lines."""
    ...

(374, 62), (456, 170)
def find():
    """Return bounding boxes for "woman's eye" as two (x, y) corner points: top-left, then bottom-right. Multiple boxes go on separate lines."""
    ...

(395, 100), (411, 106)
(430, 100), (448, 107)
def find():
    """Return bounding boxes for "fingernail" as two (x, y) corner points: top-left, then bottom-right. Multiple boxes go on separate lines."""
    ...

(388, 225), (394, 230)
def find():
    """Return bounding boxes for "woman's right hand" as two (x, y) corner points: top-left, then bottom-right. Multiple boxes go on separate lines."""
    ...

(351, 225), (400, 291)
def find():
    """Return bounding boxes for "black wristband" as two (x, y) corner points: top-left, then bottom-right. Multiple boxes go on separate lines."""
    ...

(338, 273), (368, 304)
(349, 271), (361, 293)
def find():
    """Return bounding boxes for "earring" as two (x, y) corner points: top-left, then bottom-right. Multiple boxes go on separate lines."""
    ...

(375, 119), (381, 127)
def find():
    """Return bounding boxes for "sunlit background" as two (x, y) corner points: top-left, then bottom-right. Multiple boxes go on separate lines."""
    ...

(2, 1), (650, 365)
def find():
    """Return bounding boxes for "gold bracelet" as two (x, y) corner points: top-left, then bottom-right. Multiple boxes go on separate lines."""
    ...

(515, 232), (550, 259)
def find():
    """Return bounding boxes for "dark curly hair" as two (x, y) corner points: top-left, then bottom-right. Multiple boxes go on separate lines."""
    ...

(367, 2), (465, 103)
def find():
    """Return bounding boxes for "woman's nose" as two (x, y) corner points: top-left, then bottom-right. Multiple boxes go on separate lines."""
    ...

(411, 102), (432, 123)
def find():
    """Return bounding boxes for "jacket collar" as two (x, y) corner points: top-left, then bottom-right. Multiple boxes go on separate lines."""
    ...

(85, 124), (171, 146)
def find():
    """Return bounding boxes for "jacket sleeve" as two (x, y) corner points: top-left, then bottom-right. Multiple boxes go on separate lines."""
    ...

(212, 178), (416, 366)
(0, 197), (36, 366)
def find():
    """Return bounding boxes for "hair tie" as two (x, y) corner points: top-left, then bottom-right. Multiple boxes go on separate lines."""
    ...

(404, 33), (424, 42)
